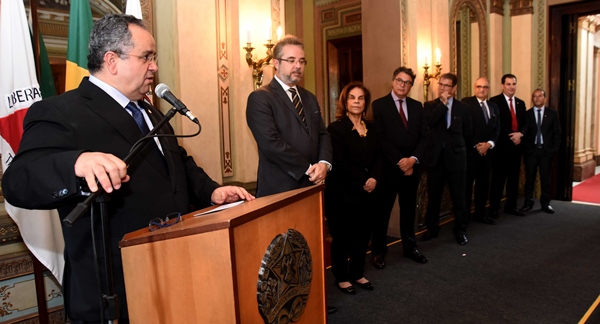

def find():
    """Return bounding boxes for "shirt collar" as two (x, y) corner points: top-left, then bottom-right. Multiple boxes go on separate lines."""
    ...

(88, 75), (131, 108)
(274, 75), (297, 93)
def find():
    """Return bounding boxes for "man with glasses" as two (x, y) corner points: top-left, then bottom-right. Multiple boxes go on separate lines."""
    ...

(2, 14), (253, 323)
(246, 35), (332, 197)
(489, 74), (527, 218)
(462, 77), (500, 225)
(371, 66), (430, 269)
(423, 73), (472, 245)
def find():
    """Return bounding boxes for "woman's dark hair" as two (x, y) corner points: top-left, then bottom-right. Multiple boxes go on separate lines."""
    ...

(335, 81), (372, 121)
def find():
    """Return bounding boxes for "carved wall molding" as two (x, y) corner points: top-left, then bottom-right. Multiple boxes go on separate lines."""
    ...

(401, 0), (408, 66)
(510, 0), (533, 17)
(535, 0), (545, 89)
(315, 0), (341, 7)
(450, 0), (488, 78)
(490, 0), (504, 15)
(0, 253), (32, 281)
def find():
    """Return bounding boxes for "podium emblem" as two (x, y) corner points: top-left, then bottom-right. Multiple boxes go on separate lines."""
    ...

(257, 228), (312, 323)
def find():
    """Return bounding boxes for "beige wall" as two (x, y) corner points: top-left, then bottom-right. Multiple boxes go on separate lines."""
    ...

(511, 14), (533, 105)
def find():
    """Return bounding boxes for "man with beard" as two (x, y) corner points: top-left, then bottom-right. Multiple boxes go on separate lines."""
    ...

(246, 35), (332, 197)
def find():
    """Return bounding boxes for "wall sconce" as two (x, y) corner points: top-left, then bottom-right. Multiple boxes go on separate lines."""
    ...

(243, 26), (281, 90)
(423, 48), (442, 102)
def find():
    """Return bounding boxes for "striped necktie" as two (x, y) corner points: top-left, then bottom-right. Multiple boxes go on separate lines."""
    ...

(288, 88), (306, 125)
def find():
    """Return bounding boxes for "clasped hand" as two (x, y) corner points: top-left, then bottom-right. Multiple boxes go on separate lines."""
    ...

(308, 162), (328, 184)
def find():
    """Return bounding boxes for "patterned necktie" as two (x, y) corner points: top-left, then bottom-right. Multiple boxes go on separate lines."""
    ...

(509, 98), (518, 132)
(536, 108), (543, 145)
(125, 101), (151, 135)
(288, 88), (306, 125)
(398, 99), (408, 128)
(480, 101), (489, 124)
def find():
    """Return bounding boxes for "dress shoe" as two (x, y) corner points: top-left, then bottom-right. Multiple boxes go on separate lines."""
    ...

(504, 208), (525, 217)
(372, 255), (385, 269)
(353, 280), (374, 291)
(421, 231), (438, 241)
(337, 283), (356, 295)
(327, 306), (337, 314)
(489, 210), (499, 220)
(404, 249), (428, 264)
(474, 216), (496, 225)
(455, 233), (468, 245)
(520, 201), (534, 212)
(542, 205), (555, 214)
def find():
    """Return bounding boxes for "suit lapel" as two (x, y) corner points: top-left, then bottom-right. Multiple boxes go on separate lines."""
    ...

(270, 80), (309, 132)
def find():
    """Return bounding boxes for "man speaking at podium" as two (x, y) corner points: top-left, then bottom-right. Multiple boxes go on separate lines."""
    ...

(1, 14), (253, 323)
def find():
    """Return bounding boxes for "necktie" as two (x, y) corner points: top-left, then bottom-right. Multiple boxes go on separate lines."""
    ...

(509, 98), (518, 132)
(125, 101), (151, 135)
(480, 101), (489, 124)
(288, 88), (306, 125)
(446, 103), (451, 129)
(536, 108), (543, 145)
(398, 99), (408, 128)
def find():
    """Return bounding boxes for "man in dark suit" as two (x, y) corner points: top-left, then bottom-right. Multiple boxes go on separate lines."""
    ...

(371, 66), (430, 269)
(246, 35), (332, 198)
(489, 74), (527, 217)
(1, 15), (253, 323)
(520, 89), (561, 214)
(462, 77), (500, 225)
(423, 73), (472, 245)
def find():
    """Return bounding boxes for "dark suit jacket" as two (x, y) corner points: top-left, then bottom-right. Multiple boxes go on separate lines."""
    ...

(461, 96), (500, 160)
(246, 78), (332, 197)
(521, 106), (561, 156)
(1, 78), (220, 321)
(325, 117), (382, 209)
(423, 97), (472, 171)
(371, 93), (429, 177)
(489, 94), (527, 149)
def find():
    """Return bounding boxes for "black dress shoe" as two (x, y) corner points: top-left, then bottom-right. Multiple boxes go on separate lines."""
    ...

(474, 216), (496, 225)
(404, 249), (428, 263)
(327, 306), (337, 314)
(337, 284), (356, 295)
(372, 255), (385, 269)
(505, 208), (525, 216)
(520, 201), (534, 212)
(353, 280), (374, 291)
(455, 234), (468, 245)
(421, 231), (438, 241)
(542, 205), (555, 214)
(489, 210), (499, 220)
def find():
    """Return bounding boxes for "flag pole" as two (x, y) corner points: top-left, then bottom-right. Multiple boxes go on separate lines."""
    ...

(28, 4), (50, 324)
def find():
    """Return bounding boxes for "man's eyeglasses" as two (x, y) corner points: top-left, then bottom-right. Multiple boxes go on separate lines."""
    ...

(395, 78), (413, 86)
(276, 57), (308, 66)
(148, 212), (182, 232)
(438, 82), (454, 89)
(475, 85), (490, 89)
(122, 53), (158, 64)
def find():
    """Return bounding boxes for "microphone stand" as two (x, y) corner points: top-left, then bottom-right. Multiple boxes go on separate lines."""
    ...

(62, 107), (180, 323)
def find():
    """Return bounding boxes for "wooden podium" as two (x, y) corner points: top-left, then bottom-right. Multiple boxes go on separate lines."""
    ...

(120, 185), (326, 323)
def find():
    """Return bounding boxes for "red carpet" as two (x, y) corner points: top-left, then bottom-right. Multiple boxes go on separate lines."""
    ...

(572, 172), (600, 204)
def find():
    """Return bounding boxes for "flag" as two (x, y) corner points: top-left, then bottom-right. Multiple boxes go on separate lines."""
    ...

(0, 0), (64, 282)
(65, 0), (93, 92)
(38, 33), (57, 98)
(126, 0), (143, 20)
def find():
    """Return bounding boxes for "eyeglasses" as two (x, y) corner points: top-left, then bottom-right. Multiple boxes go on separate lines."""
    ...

(395, 78), (413, 86)
(438, 82), (454, 89)
(122, 52), (158, 64)
(148, 212), (182, 232)
(475, 85), (490, 89)
(276, 57), (308, 66)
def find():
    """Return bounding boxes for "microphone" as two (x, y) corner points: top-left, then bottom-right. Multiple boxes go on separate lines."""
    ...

(155, 83), (199, 124)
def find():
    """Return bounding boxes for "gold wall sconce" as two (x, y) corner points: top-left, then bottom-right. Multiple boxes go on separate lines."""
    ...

(423, 48), (442, 102)
(243, 26), (282, 90)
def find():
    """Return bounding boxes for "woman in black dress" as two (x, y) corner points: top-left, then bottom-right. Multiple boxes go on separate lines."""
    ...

(325, 81), (382, 294)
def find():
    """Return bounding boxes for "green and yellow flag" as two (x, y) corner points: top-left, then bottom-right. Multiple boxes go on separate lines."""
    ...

(65, 0), (93, 91)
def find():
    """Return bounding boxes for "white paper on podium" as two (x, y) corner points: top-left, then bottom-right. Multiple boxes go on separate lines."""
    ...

(194, 200), (245, 217)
